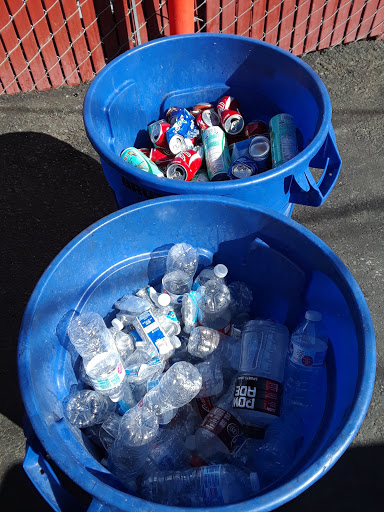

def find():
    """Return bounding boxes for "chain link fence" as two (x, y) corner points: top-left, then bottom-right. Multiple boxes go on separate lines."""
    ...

(0, 0), (383, 94)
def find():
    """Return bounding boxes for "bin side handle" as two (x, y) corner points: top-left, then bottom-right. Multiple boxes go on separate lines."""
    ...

(23, 433), (85, 512)
(289, 125), (342, 207)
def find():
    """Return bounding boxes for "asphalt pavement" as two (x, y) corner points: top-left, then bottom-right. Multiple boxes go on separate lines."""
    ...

(0, 39), (383, 511)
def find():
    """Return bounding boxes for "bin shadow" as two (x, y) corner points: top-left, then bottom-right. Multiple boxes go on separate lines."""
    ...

(0, 131), (116, 428)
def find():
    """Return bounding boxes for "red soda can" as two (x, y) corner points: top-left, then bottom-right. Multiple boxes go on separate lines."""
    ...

(216, 96), (244, 135)
(149, 147), (174, 166)
(148, 120), (171, 149)
(166, 150), (202, 181)
(196, 108), (221, 131)
(217, 96), (241, 113)
(190, 103), (214, 118)
(138, 148), (151, 158)
(245, 120), (269, 139)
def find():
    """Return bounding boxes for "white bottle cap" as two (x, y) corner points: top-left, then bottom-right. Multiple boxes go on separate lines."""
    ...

(305, 310), (322, 321)
(158, 293), (171, 307)
(111, 318), (124, 331)
(213, 264), (228, 279)
(250, 472), (260, 492)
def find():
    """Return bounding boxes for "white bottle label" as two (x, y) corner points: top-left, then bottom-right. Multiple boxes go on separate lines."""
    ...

(201, 466), (224, 505)
(289, 341), (327, 368)
(90, 361), (125, 391)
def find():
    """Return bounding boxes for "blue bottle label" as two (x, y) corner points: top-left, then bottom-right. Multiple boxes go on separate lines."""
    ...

(201, 466), (224, 505)
(137, 310), (171, 355)
(90, 361), (125, 391)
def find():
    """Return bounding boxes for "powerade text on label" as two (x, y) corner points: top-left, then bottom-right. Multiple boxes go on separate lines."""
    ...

(201, 466), (224, 506)
(200, 407), (242, 451)
(232, 375), (281, 417)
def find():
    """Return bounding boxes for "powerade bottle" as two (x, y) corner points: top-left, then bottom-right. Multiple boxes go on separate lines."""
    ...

(232, 319), (289, 428)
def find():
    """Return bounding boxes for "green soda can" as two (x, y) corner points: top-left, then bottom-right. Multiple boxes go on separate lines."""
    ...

(120, 147), (164, 177)
(202, 126), (231, 181)
(269, 114), (299, 168)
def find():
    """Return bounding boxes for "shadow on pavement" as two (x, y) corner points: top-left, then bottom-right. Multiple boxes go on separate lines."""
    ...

(0, 132), (117, 428)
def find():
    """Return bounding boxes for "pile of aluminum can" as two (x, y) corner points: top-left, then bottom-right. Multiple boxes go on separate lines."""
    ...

(120, 95), (299, 182)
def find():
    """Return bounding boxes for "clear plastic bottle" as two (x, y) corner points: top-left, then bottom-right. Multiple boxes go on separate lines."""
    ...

(63, 389), (115, 428)
(108, 404), (159, 485)
(232, 319), (289, 427)
(161, 270), (193, 310)
(99, 412), (122, 451)
(140, 464), (259, 506)
(284, 311), (329, 409)
(114, 294), (151, 315)
(165, 403), (201, 440)
(192, 264), (228, 291)
(156, 293), (181, 337)
(236, 414), (304, 487)
(142, 361), (202, 418)
(187, 326), (241, 369)
(67, 313), (126, 402)
(195, 361), (223, 398)
(195, 278), (232, 334)
(109, 325), (135, 361)
(123, 345), (164, 386)
(147, 429), (190, 470)
(189, 389), (244, 464)
(166, 243), (199, 276)
(228, 281), (253, 323)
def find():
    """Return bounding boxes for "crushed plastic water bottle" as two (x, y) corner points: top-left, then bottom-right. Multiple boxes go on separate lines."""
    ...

(99, 412), (122, 451)
(64, 389), (115, 428)
(108, 404), (159, 485)
(109, 325), (135, 361)
(195, 361), (223, 398)
(142, 361), (202, 420)
(284, 311), (329, 409)
(166, 243), (199, 276)
(162, 270), (193, 310)
(147, 429), (190, 470)
(134, 309), (175, 359)
(187, 326), (241, 369)
(195, 277), (232, 334)
(140, 464), (259, 506)
(67, 313), (126, 402)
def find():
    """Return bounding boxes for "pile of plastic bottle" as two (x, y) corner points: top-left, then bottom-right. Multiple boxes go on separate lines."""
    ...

(64, 243), (329, 507)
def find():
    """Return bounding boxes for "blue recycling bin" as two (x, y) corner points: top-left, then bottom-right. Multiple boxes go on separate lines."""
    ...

(84, 33), (341, 216)
(19, 195), (374, 512)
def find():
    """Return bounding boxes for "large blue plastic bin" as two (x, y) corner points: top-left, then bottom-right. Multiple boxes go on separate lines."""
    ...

(19, 196), (374, 512)
(84, 33), (342, 216)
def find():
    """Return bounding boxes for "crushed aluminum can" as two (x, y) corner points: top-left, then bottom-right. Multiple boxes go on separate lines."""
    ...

(166, 149), (202, 181)
(120, 147), (164, 177)
(148, 119), (171, 149)
(228, 156), (258, 180)
(217, 96), (244, 135)
(196, 109), (221, 131)
(190, 103), (215, 118)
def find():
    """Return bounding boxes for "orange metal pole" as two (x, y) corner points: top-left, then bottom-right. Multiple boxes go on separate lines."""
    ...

(168, 0), (195, 35)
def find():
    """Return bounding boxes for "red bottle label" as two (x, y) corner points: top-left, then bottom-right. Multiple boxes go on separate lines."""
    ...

(200, 407), (242, 451)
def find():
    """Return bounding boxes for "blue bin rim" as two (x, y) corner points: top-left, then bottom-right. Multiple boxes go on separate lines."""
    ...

(83, 33), (333, 194)
(18, 195), (375, 512)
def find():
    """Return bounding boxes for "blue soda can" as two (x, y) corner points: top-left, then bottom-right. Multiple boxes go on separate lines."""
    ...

(120, 147), (164, 177)
(228, 156), (258, 180)
(166, 109), (199, 152)
(269, 113), (299, 168)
